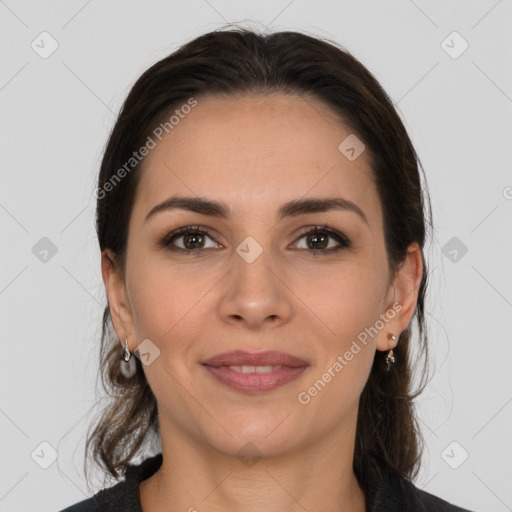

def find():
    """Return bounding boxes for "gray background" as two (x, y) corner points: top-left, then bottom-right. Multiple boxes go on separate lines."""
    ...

(1, 1), (511, 511)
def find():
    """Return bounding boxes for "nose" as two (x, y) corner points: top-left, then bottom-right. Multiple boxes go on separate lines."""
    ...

(216, 244), (293, 331)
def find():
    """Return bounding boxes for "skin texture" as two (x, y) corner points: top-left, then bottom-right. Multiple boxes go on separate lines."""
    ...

(102, 93), (423, 512)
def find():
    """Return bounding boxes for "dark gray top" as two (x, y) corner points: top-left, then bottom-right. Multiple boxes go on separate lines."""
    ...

(59, 453), (474, 512)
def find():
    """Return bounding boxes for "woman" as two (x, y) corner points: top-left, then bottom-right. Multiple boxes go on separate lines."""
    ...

(60, 26), (474, 512)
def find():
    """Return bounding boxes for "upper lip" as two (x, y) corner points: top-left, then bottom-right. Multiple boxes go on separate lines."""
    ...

(202, 350), (308, 368)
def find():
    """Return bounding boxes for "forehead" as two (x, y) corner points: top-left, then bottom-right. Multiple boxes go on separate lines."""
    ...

(131, 93), (381, 226)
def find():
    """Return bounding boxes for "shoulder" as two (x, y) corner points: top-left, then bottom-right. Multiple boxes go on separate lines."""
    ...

(412, 486), (476, 512)
(57, 481), (127, 512)
(60, 481), (140, 512)
(369, 465), (476, 512)
(57, 453), (163, 512)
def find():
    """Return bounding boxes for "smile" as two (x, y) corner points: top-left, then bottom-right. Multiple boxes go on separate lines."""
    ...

(202, 364), (308, 393)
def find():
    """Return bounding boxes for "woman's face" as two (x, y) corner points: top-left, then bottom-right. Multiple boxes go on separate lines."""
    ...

(105, 93), (415, 460)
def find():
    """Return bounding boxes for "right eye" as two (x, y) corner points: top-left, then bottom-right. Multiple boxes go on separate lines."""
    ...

(160, 225), (221, 254)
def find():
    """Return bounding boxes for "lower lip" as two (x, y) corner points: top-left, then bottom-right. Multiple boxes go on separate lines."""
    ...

(202, 365), (308, 393)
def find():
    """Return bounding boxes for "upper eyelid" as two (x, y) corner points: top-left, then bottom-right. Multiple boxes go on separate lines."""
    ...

(163, 225), (349, 248)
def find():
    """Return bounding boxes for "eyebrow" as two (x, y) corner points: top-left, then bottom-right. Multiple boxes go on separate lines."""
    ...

(144, 195), (368, 225)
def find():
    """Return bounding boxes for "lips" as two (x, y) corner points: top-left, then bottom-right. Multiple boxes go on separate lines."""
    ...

(202, 350), (308, 368)
(201, 350), (309, 393)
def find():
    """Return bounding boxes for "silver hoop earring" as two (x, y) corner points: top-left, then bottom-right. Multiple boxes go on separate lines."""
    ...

(123, 339), (131, 362)
(120, 339), (137, 378)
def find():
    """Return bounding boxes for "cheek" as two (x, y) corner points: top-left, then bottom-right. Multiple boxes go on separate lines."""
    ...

(297, 270), (381, 411)
(305, 263), (387, 344)
(127, 260), (184, 340)
(297, 263), (387, 404)
(127, 260), (214, 361)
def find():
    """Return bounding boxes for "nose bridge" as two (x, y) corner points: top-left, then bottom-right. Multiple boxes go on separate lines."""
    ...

(217, 233), (292, 327)
(236, 235), (274, 284)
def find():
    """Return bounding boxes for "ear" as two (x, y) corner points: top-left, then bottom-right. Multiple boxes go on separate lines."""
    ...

(375, 242), (424, 352)
(101, 249), (136, 351)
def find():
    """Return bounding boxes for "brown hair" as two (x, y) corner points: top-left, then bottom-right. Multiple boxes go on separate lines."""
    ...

(85, 25), (432, 496)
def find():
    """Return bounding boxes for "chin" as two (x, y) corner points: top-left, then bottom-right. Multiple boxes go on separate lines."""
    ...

(210, 430), (300, 463)
(194, 409), (307, 462)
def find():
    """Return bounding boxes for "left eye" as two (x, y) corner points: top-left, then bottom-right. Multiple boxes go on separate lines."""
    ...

(292, 226), (350, 254)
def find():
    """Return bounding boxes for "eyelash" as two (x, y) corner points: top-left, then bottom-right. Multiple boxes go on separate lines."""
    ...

(159, 224), (351, 256)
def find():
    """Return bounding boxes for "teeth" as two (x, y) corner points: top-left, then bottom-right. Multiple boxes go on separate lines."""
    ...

(229, 365), (279, 373)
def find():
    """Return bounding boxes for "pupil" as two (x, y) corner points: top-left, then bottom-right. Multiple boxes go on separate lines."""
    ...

(308, 233), (327, 250)
(184, 233), (203, 250)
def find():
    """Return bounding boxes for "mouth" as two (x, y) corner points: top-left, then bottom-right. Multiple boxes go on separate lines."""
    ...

(201, 350), (309, 393)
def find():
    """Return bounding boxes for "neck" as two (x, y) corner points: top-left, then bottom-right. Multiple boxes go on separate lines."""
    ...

(140, 414), (366, 512)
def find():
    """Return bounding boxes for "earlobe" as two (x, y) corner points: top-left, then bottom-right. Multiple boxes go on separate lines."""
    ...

(101, 249), (135, 349)
(376, 242), (424, 352)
